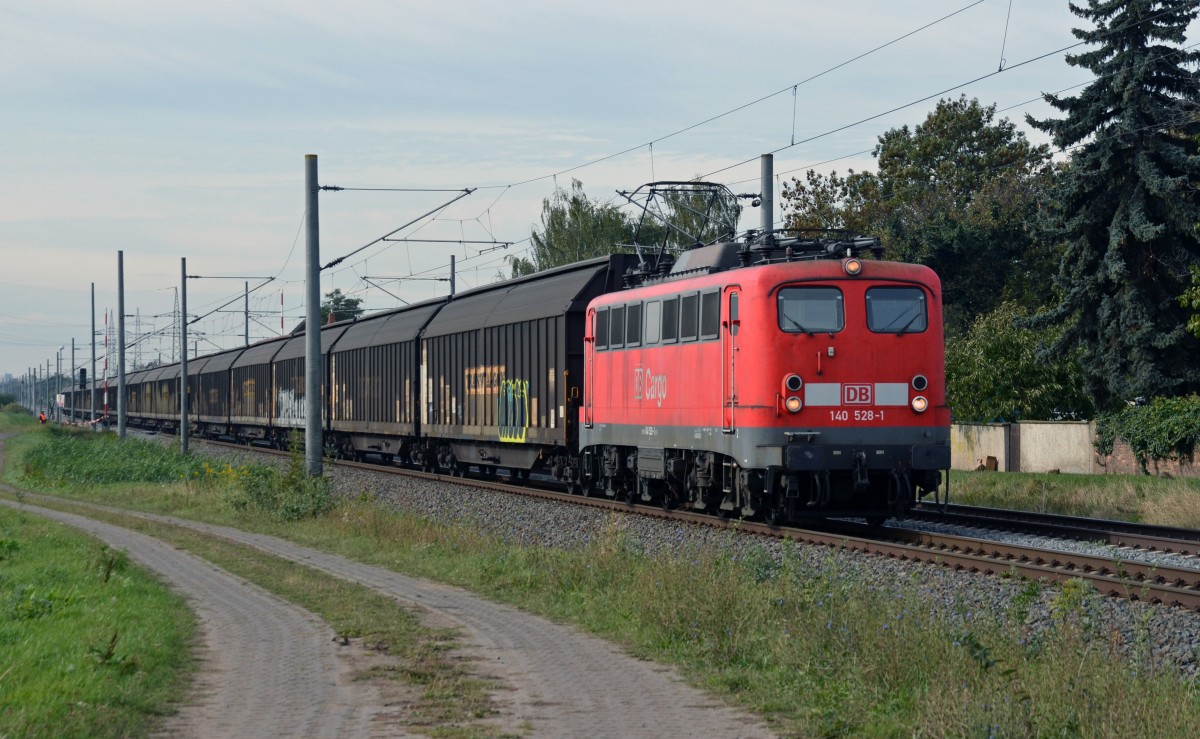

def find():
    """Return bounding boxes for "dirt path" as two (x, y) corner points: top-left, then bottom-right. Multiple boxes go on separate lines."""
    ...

(0, 444), (775, 737)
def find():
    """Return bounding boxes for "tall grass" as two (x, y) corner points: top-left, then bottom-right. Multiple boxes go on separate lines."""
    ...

(16, 426), (331, 522)
(0, 506), (194, 738)
(0, 406), (34, 433)
(20, 426), (206, 486)
(950, 469), (1200, 527)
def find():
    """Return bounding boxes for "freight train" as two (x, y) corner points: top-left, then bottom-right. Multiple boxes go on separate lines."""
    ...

(63, 184), (951, 525)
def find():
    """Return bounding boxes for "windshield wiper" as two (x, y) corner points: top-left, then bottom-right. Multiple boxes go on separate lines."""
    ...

(782, 313), (813, 336)
(884, 303), (923, 335)
(895, 312), (922, 336)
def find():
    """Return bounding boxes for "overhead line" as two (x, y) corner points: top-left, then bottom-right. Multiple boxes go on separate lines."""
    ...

(495, 0), (988, 190)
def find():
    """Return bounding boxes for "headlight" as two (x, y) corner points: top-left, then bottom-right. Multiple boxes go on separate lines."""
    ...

(785, 396), (803, 413)
(911, 374), (928, 391)
(911, 396), (928, 413)
(843, 258), (862, 276)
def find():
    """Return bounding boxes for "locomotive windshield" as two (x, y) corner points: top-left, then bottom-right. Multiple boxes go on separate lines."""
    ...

(866, 287), (927, 334)
(777, 287), (844, 334)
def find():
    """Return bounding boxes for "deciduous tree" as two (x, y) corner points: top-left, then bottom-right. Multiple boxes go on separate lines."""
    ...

(946, 302), (1093, 422)
(1182, 264), (1200, 339)
(510, 180), (635, 276)
(320, 289), (364, 323)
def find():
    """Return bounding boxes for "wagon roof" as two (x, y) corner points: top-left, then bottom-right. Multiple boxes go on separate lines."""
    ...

(334, 299), (445, 353)
(143, 363), (180, 383)
(188, 346), (245, 376)
(423, 258), (614, 338)
(273, 323), (352, 362)
(230, 335), (290, 369)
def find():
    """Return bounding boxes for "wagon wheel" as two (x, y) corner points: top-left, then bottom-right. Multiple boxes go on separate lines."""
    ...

(624, 479), (639, 505)
(660, 489), (674, 512)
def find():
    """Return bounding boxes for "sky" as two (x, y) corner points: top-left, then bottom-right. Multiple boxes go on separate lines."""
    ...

(2, 0), (1196, 383)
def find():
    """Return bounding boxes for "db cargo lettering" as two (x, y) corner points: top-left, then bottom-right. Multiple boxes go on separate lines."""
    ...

(634, 367), (668, 408)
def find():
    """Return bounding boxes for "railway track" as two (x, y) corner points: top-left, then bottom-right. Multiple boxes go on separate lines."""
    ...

(911, 501), (1200, 556)
(192, 437), (1200, 612)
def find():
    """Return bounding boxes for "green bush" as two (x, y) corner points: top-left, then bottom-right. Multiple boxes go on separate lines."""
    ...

(227, 435), (333, 521)
(1095, 395), (1200, 471)
(946, 302), (1093, 422)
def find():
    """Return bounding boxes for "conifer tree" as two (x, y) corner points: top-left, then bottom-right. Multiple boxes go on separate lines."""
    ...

(1028, 0), (1200, 409)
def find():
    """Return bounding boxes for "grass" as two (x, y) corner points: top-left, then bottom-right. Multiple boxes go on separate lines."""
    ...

(4, 418), (1200, 736)
(0, 504), (195, 739)
(0, 406), (34, 433)
(949, 469), (1200, 527)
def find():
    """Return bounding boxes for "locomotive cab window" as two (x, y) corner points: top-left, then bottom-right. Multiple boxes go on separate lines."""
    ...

(610, 305), (626, 347)
(680, 292), (699, 342)
(866, 287), (927, 334)
(595, 308), (609, 350)
(699, 290), (720, 339)
(778, 287), (844, 334)
(661, 297), (679, 344)
(626, 302), (642, 347)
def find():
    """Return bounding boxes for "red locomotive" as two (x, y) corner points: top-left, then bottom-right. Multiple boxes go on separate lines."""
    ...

(579, 190), (949, 524)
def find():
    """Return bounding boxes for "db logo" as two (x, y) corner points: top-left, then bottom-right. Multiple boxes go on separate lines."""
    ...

(843, 384), (872, 405)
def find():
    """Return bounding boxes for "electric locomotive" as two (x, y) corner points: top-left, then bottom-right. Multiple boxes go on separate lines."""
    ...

(578, 223), (950, 525)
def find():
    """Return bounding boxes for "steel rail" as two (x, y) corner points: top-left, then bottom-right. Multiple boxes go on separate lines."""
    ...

(912, 502), (1200, 555)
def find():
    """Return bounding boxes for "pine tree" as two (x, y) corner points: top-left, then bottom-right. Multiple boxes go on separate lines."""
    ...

(1028, 0), (1200, 409)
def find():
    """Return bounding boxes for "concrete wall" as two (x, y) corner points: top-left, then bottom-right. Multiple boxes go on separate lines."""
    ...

(1016, 420), (1095, 474)
(950, 423), (1010, 471)
(948, 421), (1198, 477)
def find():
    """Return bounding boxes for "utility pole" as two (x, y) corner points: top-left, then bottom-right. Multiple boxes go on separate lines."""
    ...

(117, 251), (127, 438)
(305, 154), (322, 476)
(761, 153), (774, 239)
(90, 283), (96, 424)
(171, 287), (179, 363)
(70, 339), (75, 423)
(245, 280), (250, 346)
(450, 254), (456, 297)
(180, 257), (189, 454)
